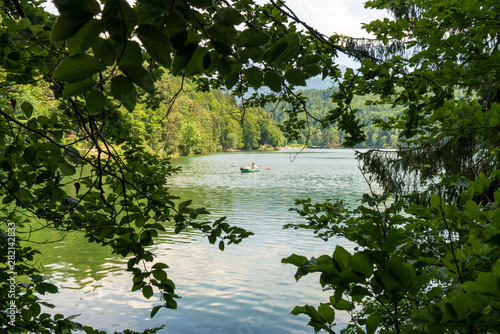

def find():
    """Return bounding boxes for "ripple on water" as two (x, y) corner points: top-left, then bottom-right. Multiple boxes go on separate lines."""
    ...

(37, 150), (366, 333)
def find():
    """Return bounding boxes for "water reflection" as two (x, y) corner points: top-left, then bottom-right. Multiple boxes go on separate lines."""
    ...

(34, 149), (369, 333)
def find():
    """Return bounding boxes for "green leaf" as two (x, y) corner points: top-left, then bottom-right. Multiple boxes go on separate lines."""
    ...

(152, 269), (167, 281)
(217, 56), (232, 76)
(285, 69), (307, 86)
(29, 303), (41, 318)
(62, 78), (97, 99)
(119, 65), (155, 94)
(21, 309), (32, 321)
(142, 285), (154, 299)
(172, 45), (198, 75)
(224, 63), (241, 89)
(21, 101), (33, 118)
(213, 8), (245, 25)
(304, 63), (322, 77)
(150, 305), (162, 318)
(264, 71), (283, 92)
(178, 200), (192, 212)
(18, 18), (30, 30)
(300, 54), (322, 66)
(208, 234), (217, 244)
(53, 0), (101, 15)
(117, 0), (137, 33)
(430, 194), (442, 210)
(185, 47), (209, 77)
(350, 252), (373, 278)
(127, 258), (136, 270)
(362, 57), (374, 69)
(471, 173), (491, 194)
(3, 17), (17, 31)
(291, 305), (306, 316)
(140, 230), (152, 245)
(92, 38), (116, 66)
(265, 41), (288, 64)
(66, 19), (102, 55)
(86, 89), (106, 115)
(40, 282), (58, 294)
(245, 67), (263, 88)
(494, 187), (500, 203)
(133, 274), (144, 284)
(58, 162), (76, 176)
(238, 29), (270, 47)
(333, 245), (351, 271)
(208, 23), (238, 45)
(444, 302), (457, 319)
(104, 16), (126, 42)
(35, 284), (46, 295)
(23, 146), (37, 164)
(329, 296), (352, 310)
(51, 12), (94, 42)
(210, 40), (233, 56)
(366, 315), (381, 334)
(318, 303), (335, 324)
(281, 254), (308, 266)
(53, 54), (106, 83)
(118, 41), (143, 67)
(152, 263), (169, 269)
(265, 33), (300, 66)
(110, 75), (136, 111)
(464, 200), (479, 220)
(239, 46), (264, 62)
(373, 268), (403, 292)
(136, 24), (171, 68)
(166, 300), (177, 309)
(188, 0), (212, 8)
(32, 274), (44, 284)
(218, 240), (225, 251)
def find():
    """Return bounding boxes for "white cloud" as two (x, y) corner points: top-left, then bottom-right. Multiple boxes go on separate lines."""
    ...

(254, 0), (389, 67)
(256, 0), (387, 38)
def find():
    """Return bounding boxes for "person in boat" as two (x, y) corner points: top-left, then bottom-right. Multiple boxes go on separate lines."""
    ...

(251, 162), (256, 169)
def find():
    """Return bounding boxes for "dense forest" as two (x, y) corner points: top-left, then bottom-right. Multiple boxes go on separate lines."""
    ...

(265, 88), (402, 148)
(9, 73), (285, 156)
(11, 73), (401, 158)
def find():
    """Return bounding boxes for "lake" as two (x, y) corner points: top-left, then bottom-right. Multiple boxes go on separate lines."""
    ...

(35, 149), (371, 333)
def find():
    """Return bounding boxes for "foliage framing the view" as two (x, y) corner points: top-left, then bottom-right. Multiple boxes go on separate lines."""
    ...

(281, 0), (500, 333)
(1, 0), (499, 334)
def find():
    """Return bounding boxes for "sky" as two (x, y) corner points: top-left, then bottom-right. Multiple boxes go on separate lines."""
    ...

(259, 0), (388, 68)
(257, 0), (386, 38)
(44, 0), (387, 66)
(45, 0), (385, 38)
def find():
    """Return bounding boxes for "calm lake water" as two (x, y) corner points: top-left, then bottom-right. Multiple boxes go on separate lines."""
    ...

(35, 149), (371, 333)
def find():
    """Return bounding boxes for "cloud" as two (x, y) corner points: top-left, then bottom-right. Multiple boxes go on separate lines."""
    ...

(281, 0), (386, 37)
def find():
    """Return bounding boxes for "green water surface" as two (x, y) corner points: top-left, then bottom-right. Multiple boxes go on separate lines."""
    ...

(31, 149), (370, 333)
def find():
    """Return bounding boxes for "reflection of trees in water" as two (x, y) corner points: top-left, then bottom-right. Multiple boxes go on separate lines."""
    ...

(27, 220), (201, 287)
(26, 228), (117, 285)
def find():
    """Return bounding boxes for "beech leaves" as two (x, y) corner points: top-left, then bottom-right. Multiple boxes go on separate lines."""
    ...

(49, 0), (313, 112)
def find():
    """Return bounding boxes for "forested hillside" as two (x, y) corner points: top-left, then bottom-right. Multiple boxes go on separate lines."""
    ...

(11, 74), (401, 157)
(9, 72), (285, 156)
(265, 88), (403, 148)
(122, 73), (285, 155)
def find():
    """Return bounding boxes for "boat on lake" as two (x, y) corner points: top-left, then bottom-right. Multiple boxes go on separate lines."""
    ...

(240, 166), (260, 173)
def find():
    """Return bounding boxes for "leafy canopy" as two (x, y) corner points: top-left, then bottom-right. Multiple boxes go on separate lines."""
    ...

(1, 0), (499, 333)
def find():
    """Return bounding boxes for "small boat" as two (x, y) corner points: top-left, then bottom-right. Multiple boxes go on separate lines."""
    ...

(240, 166), (260, 173)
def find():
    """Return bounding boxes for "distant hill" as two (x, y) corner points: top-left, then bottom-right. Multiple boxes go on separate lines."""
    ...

(263, 87), (403, 148)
